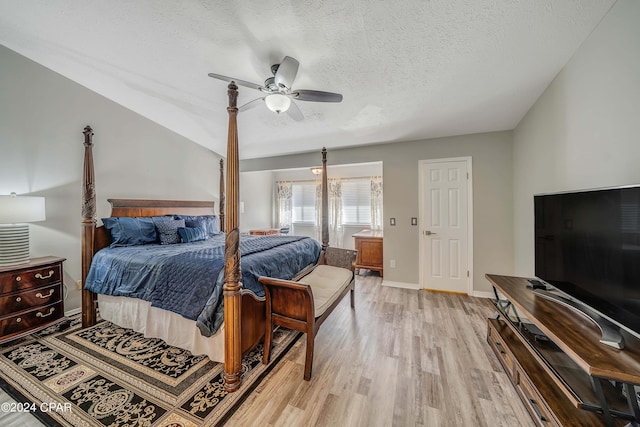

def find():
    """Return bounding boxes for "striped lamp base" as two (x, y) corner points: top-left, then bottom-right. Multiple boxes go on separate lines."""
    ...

(0, 224), (30, 266)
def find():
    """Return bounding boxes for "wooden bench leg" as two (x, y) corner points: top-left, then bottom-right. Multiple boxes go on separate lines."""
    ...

(304, 331), (315, 381)
(263, 316), (273, 365)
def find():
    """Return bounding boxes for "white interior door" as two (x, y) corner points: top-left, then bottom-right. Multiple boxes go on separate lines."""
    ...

(420, 159), (470, 293)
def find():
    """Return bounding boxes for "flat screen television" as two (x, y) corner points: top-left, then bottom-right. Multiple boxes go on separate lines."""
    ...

(535, 185), (640, 340)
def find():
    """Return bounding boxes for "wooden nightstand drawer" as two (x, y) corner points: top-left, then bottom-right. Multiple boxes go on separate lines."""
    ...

(0, 300), (64, 338)
(0, 284), (62, 313)
(0, 257), (66, 344)
(0, 264), (61, 293)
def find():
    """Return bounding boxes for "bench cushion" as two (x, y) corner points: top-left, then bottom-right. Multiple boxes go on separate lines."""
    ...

(298, 265), (353, 317)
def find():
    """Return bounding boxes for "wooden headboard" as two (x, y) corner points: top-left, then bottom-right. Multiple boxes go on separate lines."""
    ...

(93, 198), (216, 252)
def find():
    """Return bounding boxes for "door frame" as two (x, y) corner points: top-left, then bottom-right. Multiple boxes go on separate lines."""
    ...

(418, 156), (474, 295)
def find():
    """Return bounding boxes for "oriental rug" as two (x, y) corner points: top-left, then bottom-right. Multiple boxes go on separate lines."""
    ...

(0, 317), (299, 427)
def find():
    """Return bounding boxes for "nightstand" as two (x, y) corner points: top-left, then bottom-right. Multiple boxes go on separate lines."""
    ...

(352, 230), (383, 277)
(0, 256), (66, 344)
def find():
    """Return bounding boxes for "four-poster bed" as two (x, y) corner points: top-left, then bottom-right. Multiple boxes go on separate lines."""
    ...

(80, 82), (353, 391)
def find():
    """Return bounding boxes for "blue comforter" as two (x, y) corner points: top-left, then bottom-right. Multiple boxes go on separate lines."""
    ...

(85, 234), (321, 336)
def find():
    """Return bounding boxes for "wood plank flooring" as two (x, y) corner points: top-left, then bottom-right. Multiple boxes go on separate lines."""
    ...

(0, 273), (534, 426)
(228, 273), (534, 427)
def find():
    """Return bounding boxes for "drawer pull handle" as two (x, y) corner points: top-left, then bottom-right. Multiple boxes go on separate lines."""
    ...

(495, 342), (506, 355)
(35, 289), (55, 299)
(16, 317), (22, 323)
(16, 276), (22, 282)
(35, 270), (55, 280)
(36, 307), (55, 318)
(528, 398), (547, 421)
(16, 296), (22, 303)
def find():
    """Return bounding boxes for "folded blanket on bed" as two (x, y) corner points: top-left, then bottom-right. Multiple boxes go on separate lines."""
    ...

(85, 234), (321, 336)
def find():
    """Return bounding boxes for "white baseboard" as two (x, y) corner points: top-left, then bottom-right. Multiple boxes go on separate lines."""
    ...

(471, 290), (494, 299)
(65, 307), (81, 317)
(381, 280), (422, 290)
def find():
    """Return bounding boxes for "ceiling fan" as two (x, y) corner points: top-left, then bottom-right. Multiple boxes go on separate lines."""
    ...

(208, 56), (343, 121)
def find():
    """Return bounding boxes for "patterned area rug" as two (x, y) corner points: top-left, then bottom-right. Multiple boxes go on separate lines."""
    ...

(0, 318), (299, 427)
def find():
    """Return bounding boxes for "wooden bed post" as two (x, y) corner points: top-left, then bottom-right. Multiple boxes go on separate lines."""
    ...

(318, 147), (329, 264)
(219, 159), (225, 232)
(81, 125), (97, 328)
(223, 82), (243, 392)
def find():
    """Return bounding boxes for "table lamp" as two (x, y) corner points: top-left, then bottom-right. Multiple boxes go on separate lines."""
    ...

(0, 192), (46, 266)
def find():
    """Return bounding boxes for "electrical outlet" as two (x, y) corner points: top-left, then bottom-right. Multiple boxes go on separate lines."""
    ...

(76, 279), (82, 289)
(390, 259), (396, 268)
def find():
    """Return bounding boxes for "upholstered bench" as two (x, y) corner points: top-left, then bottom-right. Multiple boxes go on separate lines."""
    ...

(259, 247), (357, 380)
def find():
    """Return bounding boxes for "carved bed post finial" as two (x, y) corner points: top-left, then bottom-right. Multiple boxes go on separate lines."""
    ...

(321, 147), (329, 252)
(81, 125), (97, 328)
(219, 159), (225, 232)
(223, 81), (243, 392)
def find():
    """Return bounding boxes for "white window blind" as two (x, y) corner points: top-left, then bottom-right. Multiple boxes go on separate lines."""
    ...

(292, 183), (316, 223)
(341, 178), (371, 225)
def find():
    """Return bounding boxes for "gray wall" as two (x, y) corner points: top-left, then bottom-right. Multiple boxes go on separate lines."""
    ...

(239, 170), (274, 232)
(242, 131), (514, 294)
(512, 0), (640, 276)
(0, 45), (221, 312)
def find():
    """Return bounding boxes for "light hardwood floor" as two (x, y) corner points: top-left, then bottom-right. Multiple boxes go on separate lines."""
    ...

(0, 273), (534, 427)
(228, 273), (534, 427)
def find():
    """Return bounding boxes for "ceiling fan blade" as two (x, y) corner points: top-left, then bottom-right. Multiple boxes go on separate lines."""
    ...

(286, 101), (304, 121)
(207, 73), (264, 91)
(292, 89), (343, 102)
(274, 56), (299, 90)
(238, 98), (265, 112)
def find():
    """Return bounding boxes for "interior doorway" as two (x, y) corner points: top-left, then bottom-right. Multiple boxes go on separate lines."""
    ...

(419, 157), (473, 294)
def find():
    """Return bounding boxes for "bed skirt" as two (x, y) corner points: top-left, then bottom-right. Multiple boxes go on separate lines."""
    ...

(97, 294), (225, 362)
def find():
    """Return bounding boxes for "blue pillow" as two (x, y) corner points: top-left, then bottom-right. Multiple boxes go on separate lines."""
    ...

(154, 219), (185, 245)
(185, 217), (205, 229)
(102, 217), (157, 247)
(208, 215), (221, 235)
(178, 225), (208, 243)
(175, 215), (220, 237)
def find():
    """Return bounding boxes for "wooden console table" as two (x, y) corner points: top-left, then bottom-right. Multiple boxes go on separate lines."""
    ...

(352, 230), (383, 277)
(486, 274), (640, 426)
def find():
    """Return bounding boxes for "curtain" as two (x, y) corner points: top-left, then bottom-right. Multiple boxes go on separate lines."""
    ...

(328, 178), (343, 247)
(314, 178), (344, 247)
(371, 176), (383, 231)
(314, 180), (322, 242)
(276, 181), (292, 228)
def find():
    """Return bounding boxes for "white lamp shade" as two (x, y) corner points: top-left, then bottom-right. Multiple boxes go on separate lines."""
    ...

(0, 195), (46, 223)
(264, 94), (292, 113)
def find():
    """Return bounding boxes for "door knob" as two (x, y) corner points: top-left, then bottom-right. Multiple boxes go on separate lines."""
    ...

(424, 230), (436, 236)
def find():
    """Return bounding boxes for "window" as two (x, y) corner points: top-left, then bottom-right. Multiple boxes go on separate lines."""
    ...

(341, 178), (371, 225)
(292, 182), (316, 223)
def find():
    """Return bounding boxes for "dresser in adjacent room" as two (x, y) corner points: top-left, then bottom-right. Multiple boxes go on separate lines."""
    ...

(249, 228), (281, 235)
(352, 230), (383, 277)
(0, 256), (66, 344)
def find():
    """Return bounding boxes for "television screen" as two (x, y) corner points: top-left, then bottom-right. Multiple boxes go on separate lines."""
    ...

(535, 186), (640, 337)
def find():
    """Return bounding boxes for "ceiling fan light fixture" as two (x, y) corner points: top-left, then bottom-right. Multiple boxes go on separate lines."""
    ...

(265, 94), (291, 114)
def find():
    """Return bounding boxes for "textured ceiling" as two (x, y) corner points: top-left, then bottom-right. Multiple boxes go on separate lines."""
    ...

(0, 1), (616, 159)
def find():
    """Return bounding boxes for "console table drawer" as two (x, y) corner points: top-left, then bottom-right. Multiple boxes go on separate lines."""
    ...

(487, 319), (516, 379)
(515, 366), (559, 427)
(0, 284), (62, 313)
(0, 264), (61, 293)
(0, 301), (63, 338)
